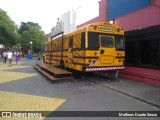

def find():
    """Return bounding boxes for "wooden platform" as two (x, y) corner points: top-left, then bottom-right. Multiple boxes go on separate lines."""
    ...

(34, 63), (74, 81)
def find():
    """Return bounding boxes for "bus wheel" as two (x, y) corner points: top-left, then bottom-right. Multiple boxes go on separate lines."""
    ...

(60, 60), (65, 69)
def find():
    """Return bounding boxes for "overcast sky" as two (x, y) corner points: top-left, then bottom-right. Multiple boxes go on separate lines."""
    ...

(0, 0), (99, 34)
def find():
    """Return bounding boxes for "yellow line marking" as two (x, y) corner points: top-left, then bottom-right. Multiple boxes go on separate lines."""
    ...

(0, 65), (30, 71)
(0, 91), (66, 119)
(0, 71), (38, 83)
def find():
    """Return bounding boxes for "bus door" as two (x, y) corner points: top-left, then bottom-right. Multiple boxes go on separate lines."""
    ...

(99, 35), (115, 64)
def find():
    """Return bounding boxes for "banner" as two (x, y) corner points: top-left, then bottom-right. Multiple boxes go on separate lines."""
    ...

(1, 111), (159, 117)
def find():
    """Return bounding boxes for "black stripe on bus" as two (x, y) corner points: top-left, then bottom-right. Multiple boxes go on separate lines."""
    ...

(46, 48), (99, 52)
(73, 56), (99, 59)
(46, 48), (124, 52)
(72, 48), (99, 51)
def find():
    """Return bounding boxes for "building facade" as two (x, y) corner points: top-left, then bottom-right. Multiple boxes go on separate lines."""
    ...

(77, 0), (160, 86)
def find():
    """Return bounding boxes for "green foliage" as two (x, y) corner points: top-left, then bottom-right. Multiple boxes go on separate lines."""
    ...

(19, 22), (46, 54)
(0, 9), (46, 53)
(0, 9), (19, 47)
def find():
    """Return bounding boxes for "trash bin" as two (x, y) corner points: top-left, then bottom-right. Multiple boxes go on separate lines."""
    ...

(27, 54), (32, 59)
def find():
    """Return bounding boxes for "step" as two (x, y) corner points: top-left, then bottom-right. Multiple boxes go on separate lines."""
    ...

(119, 66), (160, 86)
(36, 63), (72, 78)
(34, 65), (74, 81)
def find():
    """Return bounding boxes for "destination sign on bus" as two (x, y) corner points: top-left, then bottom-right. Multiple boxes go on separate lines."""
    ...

(99, 26), (116, 32)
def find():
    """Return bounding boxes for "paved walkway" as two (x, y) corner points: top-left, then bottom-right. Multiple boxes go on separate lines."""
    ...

(0, 58), (65, 119)
(0, 58), (159, 120)
(93, 72), (160, 107)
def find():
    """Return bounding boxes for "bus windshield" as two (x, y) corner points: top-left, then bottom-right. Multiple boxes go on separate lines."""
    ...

(101, 36), (114, 48)
(88, 32), (124, 49)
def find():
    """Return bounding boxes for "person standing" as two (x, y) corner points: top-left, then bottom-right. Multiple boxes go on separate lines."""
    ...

(37, 52), (41, 62)
(3, 51), (7, 64)
(15, 51), (20, 66)
(7, 51), (13, 66)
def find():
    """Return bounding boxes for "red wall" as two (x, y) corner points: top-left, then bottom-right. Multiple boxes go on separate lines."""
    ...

(114, 5), (160, 31)
(155, 0), (160, 6)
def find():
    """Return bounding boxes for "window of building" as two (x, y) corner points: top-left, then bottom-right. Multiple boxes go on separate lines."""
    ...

(125, 39), (160, 69)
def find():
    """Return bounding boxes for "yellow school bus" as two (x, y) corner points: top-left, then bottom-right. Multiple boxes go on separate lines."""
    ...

(43, 22), (125, 72)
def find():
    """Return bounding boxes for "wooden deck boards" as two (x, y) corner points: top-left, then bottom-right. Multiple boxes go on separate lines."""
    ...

(34, 63), (73, 81)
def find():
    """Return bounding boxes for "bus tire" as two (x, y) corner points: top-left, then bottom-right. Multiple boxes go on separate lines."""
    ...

(60, 60), (65, 69)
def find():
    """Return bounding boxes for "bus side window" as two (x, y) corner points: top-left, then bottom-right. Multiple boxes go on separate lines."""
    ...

(81, 32), (85, 48)
(69, 37), (73, 48)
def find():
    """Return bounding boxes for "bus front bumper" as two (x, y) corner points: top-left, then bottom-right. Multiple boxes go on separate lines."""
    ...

(83, 66), (125, 72)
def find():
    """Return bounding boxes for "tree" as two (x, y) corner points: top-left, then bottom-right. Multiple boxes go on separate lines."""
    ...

(19, 22), (46, 54)
(0, 9), (19, 47)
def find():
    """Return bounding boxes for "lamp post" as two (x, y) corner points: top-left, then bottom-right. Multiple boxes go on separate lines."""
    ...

(30, 41), (32, 54)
